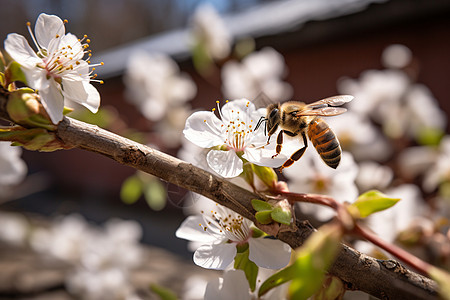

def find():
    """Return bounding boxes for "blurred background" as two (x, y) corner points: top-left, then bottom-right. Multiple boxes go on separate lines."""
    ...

(0, 0), (449, 299)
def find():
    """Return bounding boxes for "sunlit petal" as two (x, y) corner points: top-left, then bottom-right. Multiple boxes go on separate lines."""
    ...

(184, 111), (225, 148)
(206, 150), (243, 178)
(194, 243), (236, 270)
(248, 237), (291, 269)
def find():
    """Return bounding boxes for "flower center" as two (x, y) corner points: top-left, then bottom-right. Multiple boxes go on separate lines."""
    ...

(216, 101), (255, 152)
(311, 174), (330, 193)
(199, 205), (251, 243)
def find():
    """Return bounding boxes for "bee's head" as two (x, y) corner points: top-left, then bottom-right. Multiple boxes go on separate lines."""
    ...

(265, 103), (280, 136)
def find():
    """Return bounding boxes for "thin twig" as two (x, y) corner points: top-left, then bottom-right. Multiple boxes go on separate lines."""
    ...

(353, 223), (433, 275)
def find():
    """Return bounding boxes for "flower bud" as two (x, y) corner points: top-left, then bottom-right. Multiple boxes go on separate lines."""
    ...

(0, 127), (70, 152)
(6, 89), (56, 130)
(251, 164), (278, 190)
(241, 162), (255, 189)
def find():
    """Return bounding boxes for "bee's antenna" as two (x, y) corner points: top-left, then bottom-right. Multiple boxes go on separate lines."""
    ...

(255, 116), (266, 131)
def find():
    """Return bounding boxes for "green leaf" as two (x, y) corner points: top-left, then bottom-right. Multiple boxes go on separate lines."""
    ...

(5, 61), (27, 85)
(120, 175), (142, 204)
(251, 199), (273, 212)
(255, 210), (273, 224)
(144, 179), (166, 211)
(150, 283), (178, 300)
(271, 207), (292, 225)
(429, 267), (450, 300)
(259, 224), (342, 298)
(352, 190), (400, 218)
(234, 245), (259, 292)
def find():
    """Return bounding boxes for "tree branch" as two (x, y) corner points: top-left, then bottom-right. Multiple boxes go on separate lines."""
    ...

(0, 94), (439, 299)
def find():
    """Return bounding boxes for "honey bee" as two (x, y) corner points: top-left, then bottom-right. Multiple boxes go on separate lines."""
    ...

(255, 95), (353, 172)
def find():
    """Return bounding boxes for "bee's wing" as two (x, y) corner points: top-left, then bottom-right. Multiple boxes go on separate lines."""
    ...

(293, 95), (352, 116)
(307, 95), (354, 109)
(252, 92), (278, 109)
(294, 107), (348, 116)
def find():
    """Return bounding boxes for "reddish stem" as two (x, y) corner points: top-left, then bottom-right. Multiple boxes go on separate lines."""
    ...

(353, 223), (432, 275)
(281, 192), (354, 230)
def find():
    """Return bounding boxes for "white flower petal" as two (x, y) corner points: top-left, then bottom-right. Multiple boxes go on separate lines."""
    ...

(243, 147), (286, 168)
(35, 13), (65, 49)
(62, 79), (100, 113)
(61, 79), (87, 100)
(4, 33), (41, 69)
(248, 237), (291, 269)
(205, 270), (251, 300)
(175, 215), (221, 243)
(194, 243), (236, 270)
(40, 80), (64, 123)
(22, 67), (48, 91)
(206, 150), (243, 178)
(220, 98), (255, 123)
(81, 82), (101, 113)
(184, 111), (224, 148)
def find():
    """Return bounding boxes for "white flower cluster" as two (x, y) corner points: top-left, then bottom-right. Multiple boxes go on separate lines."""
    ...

(190, 4), (232, 60)
(0, 214), (144, 300)
(222, 47), (293, 103)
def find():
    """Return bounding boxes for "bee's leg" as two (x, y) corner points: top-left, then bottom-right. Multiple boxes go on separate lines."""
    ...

(279, 132), (308, 173)
(271, 130), (285, 159)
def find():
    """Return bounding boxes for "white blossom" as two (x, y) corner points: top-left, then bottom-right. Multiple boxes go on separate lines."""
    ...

(338, 45), (446, 140)
(423, 136), (450, 193)
(124, 50), (196, 122)
(338, 69), (410, 120)
(176, 205), (291, 270)
(182, 275), (212, 300)
(284, 151), (359, 221)
(222, 48), (293, 102)
(30, 215), (143, 300)
(379, 84), (447, 139)
(0, 142), (27, 187)
(0, 212), (29, 246)
(326, 110), (392, 161)
(4, 13), (101, 123)
(381, 44), (413, 69)
(30, 214), (89, 261)
(205, 269), (251, 300)
(355, 161), (393, 193)
(183, 98), (287, 178)
(191, 4), (231, 60)
(204, 268), (288, 300)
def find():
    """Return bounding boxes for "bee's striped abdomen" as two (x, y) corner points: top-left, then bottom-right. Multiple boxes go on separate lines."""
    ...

(307, 118), (341, 168)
